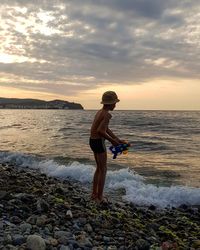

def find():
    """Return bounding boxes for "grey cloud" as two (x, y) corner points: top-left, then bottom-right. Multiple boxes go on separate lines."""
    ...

(0, 82), (91, 96)
(161, 13), (185, 27)
(80, 43), (130, 62)
(70, 0), (171, 19)
(107, 0), (169, 19)
(0, 0), (200, 97)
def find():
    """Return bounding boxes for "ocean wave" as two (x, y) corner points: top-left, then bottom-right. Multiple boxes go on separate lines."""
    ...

(0, 151), (200, 208)
(110, 179), (200, 208)
(0, 125), (14, 130)
(130, 140), (169, 151)
(0, 124), (23, 130)
(58, 127), (75, 132)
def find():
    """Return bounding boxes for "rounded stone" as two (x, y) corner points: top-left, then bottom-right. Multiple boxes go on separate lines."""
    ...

(12, 234), (26, 246)
(26, 235), (46, 250)
(19, 223), (32, 233)
(60, 245), (71, 250)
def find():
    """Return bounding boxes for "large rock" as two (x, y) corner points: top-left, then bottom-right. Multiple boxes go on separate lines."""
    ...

(54, 231), (72, 245)
(192, 240), (200, 249)
(60, 246), (70, 250)
(0, 190), (9, 199)
(135, 239), (150, 250)
(26, 215), (37, 225)
(26, 235), (46, 250)
(19, 223), (32, 233)
(12, 234), (26, 246)
(36, 215), (48, 226)
(54, 231), (72, 239)
(2, 245), (18, 250)
(36, 198), (49, 212)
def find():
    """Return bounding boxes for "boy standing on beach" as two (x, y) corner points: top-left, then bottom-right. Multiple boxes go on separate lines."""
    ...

(89, 91), (125, 203)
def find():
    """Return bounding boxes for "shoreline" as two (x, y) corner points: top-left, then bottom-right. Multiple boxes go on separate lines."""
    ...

(0, 164), (200, 249)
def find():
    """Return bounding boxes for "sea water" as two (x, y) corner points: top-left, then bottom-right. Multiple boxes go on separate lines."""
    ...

(0, 109), (200, 208)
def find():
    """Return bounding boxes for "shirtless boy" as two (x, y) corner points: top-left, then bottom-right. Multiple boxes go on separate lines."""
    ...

(89, 91), (125, 203)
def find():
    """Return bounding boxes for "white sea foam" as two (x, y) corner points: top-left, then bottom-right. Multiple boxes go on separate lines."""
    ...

(109, 179), (200, 208)
(0, 151), (200, 208)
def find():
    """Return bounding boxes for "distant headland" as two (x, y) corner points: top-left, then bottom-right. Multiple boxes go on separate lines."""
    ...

(0, 98), (84, 110)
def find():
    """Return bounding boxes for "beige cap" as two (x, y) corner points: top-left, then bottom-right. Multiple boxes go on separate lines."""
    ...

(101, 91), (120, 104)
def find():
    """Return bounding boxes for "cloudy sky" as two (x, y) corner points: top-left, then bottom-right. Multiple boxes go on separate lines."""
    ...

(0, 0), (200, 109)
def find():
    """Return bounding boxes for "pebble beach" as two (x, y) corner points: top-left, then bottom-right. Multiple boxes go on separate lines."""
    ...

(1, 164), (200, 250)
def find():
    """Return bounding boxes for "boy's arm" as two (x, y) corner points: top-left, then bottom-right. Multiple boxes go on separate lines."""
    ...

(97, 116), (119, 146)
(107, 128), (120, 142)
(107, 128), (127, 144)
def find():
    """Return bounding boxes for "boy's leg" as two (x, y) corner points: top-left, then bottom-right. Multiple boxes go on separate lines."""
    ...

(91, 153), (99, 199)
(95, 151), (107, 201)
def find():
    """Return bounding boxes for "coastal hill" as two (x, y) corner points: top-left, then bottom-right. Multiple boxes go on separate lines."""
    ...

(0, 97), (84, 110)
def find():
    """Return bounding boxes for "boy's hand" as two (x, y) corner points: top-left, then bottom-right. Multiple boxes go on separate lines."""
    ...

(112, 139), (120, 146)
(118, 139), (128, 144)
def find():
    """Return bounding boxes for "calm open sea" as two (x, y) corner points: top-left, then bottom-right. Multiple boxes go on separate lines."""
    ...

(0, 109), (200, 207)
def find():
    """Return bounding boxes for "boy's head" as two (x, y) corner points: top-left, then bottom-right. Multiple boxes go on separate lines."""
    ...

(101, 91), (120, 110)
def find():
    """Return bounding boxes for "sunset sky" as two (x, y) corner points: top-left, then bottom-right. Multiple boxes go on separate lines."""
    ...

(0, 0), (200, 110)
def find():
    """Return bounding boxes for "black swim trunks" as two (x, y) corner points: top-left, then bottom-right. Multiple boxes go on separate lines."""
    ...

(89, 138), (106, 153)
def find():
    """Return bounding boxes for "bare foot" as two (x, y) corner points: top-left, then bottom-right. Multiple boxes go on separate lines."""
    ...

(98, 196), (109, 204)
(90, 193), (98, 202)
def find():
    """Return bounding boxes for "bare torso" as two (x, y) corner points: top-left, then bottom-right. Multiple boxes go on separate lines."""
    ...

(90, 109), (111, 139)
